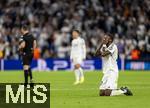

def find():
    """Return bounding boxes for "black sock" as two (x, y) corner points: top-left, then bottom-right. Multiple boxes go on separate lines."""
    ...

(24, 70), (28, 84)
(28, 68), (33, 80)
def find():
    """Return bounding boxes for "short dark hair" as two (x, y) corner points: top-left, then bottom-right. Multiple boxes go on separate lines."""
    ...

(106, 33), (114, 41)
(72, 29), (81, 34)
(21, 25), (29, 31)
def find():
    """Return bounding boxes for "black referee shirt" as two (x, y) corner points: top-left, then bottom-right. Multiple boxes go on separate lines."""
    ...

(19, 33), (35, 55)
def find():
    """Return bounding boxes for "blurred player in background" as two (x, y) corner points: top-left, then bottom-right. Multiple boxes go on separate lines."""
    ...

(19, 25), (37, 87)
(70, 30), (86, 85)
(95, 33), (133, 96)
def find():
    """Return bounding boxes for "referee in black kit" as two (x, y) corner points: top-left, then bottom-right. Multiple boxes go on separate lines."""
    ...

(19, 25), (37, 87)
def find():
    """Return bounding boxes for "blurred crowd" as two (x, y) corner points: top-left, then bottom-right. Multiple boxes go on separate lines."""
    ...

(0, 0), (149, 60)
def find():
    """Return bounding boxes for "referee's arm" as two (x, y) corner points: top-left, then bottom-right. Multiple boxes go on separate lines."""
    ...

(33, 40), (37, 49)
(19, 41), (25, 50)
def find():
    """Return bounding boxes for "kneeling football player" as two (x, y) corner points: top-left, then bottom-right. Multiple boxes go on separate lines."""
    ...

(95, 33), (133, 96)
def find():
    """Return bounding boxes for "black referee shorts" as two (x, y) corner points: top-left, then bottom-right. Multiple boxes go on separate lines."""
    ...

(22, 54), (33, 65)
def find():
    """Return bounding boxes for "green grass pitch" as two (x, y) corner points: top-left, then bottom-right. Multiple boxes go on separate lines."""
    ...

(0, 70), (150, 108)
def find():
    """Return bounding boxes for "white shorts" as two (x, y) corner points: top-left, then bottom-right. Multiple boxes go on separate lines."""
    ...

(99, 71), (118, 90)
(72, 57), (83, 65)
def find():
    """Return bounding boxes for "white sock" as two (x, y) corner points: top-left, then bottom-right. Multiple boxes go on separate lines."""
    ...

(74, 69), (80, 82)
(79, 67), (84, 78)
(110, 89), (125, 96)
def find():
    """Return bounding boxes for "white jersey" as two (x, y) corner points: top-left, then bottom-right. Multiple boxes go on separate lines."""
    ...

(101, 43), (118, 74)
(70, 37), (86, 60)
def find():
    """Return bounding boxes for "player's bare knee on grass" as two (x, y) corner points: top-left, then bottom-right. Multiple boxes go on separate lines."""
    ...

(99, 90), (112, 96)
(75, 64), (80, 69)
(99, 90), (105, 96)
(105, 89), (112, 96)
(24, 65), (29, 70)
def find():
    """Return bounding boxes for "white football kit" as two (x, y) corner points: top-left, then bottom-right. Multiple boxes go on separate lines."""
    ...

(100, 43), (119, 90)
(70, 37), (86, 65)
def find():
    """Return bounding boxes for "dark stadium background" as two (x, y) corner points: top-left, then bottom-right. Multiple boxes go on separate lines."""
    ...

(0, 0), (149, 70)
(0, 1), (150, 108)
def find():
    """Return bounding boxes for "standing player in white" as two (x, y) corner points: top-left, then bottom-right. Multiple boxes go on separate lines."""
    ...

(95, 33), (133, 96)
(70, 30), (86, 85)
